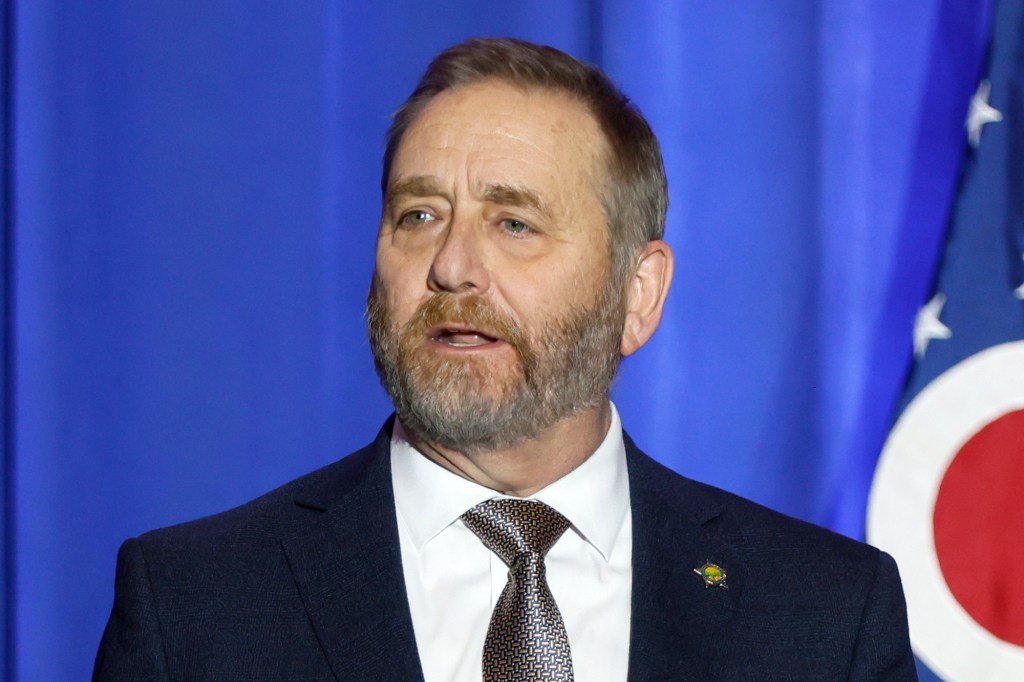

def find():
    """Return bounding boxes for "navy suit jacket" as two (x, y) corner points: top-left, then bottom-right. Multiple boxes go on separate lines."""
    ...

(95, 421), (917, 680)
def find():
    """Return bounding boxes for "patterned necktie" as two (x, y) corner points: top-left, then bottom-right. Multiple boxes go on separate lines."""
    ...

(462, 498), (574, 682)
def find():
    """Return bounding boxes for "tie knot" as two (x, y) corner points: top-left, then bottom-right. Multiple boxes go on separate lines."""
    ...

(462, 498), (571, 567)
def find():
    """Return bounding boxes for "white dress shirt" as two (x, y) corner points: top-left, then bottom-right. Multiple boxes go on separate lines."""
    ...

(391, 403), (633, 682)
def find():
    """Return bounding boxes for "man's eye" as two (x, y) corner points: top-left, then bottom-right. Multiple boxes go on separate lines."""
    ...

(399, 210), (434, 226)
(501, 218), (531, 235)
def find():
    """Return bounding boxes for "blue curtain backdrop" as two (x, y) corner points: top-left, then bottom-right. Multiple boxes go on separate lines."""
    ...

(4, 1), (991, 680)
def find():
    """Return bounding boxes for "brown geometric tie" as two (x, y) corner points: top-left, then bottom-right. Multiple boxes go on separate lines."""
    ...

(462, 498), (575, 682)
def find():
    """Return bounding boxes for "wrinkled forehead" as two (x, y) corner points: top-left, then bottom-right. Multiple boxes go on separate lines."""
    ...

(390, 80), (611, 195)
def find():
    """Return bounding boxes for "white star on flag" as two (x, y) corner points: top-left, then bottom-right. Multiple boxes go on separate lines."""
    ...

(913, 293), (952, 358)
(966, 79), (1003, 147)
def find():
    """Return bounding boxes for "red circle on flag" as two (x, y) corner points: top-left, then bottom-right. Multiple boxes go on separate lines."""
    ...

(933, 408), (1024, 647)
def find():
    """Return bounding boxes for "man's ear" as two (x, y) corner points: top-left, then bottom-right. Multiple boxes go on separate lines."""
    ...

(620, 239), (674, 357)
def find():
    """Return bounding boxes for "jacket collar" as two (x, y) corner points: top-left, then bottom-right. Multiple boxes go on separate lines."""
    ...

(282, 419), (425, 681)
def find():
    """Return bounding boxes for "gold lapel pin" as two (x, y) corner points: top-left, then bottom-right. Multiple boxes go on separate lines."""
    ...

(694, 562), (728, 588)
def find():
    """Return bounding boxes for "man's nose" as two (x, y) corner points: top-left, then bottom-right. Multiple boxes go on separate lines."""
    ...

(427, 217), (490, 294)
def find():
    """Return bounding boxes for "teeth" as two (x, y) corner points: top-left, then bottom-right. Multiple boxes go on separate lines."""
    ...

(438, 330), (495, 347)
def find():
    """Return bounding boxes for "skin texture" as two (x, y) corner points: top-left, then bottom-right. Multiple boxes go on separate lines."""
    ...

(373, 79), (673, 496)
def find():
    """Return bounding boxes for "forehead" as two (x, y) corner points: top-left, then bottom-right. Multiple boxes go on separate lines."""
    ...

(389, 80), (607, 198)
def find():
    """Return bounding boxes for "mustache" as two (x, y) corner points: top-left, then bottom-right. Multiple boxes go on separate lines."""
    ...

(366, 279), (542, 382)
(401, 292), (544, 385)
(406, 293), (524, 348)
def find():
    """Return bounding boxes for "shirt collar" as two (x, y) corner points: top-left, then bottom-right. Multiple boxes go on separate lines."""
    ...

(390, 403), (630, 563)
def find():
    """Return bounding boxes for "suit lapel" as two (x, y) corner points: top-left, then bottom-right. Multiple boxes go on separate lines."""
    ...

(278, 425), (744, 679)
(281, 425), (425, 681)
(625, 435), (744, 681)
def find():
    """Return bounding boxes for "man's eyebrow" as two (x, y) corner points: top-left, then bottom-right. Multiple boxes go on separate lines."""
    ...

(384, 176), (444, 205)
(384, 177), (554, 221)
(481, 183), (553, 221)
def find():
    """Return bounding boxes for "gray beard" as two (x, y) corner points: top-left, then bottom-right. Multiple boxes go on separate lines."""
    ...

(365, 276), (625, 454)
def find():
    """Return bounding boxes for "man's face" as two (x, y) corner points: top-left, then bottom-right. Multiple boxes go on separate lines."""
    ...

(367, 80), (625, 453)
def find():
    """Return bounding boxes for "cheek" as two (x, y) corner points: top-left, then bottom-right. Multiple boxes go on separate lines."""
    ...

(554, 256), (611, 303)
(374, 258), (427, 325)
(493, 247), (602, 314)
(376, 232), (435, 281)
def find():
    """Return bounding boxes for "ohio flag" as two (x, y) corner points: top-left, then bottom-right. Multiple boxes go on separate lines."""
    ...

(867, 0), (1024, 680)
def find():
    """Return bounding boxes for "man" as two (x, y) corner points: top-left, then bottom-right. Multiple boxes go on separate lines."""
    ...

(95, 38), (917, 680)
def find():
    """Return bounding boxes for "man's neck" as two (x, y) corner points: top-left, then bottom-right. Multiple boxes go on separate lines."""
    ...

(403, 402), (613, 497)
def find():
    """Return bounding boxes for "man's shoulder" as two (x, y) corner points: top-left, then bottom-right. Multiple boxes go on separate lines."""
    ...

(625, 433), (882, 567)
(623, 436), (915, 678)
(95, 422), (411, 680)
(132, 422), (393, 559)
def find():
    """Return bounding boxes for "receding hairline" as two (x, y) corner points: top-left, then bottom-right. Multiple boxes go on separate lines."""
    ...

(383, 77), (615, 208)
(381, 37), (668, 279)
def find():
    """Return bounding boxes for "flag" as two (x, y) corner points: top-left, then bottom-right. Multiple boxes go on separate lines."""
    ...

(867, 0), (1024, 679)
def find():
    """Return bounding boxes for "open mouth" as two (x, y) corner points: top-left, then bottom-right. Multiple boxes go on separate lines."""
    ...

(431, 326), (501, 348)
